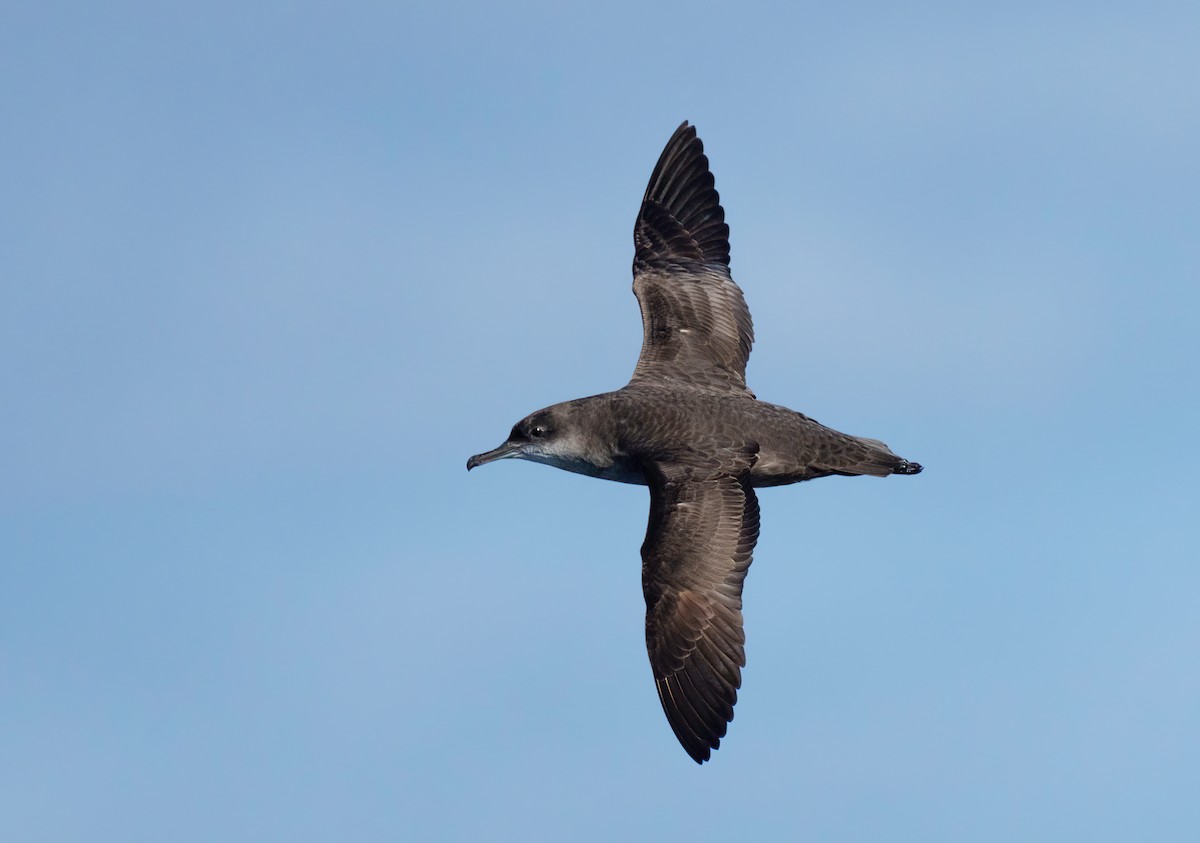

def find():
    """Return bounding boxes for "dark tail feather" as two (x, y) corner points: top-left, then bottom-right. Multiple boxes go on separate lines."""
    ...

(850, 436), (923, 477)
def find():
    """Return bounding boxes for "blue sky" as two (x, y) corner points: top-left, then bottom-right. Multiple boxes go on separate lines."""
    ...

(3, 2), (1198, 840)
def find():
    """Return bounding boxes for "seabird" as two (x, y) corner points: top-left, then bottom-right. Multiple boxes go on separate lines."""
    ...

(467, 122), (922, 764)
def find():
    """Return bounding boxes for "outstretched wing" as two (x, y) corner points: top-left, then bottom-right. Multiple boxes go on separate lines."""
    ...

(631, 122), (755, 395)
(641, 446), (760, 764)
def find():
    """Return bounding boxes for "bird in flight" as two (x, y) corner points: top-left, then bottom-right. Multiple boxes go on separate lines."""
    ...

(468, 122), (922, 764)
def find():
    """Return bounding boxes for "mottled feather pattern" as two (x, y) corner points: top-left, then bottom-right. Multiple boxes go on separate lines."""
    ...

(641, 446), (760, 763)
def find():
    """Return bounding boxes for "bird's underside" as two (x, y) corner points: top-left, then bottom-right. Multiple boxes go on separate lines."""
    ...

(467, 121), (922, 764)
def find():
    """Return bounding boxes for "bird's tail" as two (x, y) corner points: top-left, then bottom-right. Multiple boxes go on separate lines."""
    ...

(848, 436), (923, 477)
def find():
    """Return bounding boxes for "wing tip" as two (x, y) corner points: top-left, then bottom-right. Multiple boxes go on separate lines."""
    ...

(655, 672), (734, 765)
(635, 121), (730, 270)
(668, 119), (695, 147)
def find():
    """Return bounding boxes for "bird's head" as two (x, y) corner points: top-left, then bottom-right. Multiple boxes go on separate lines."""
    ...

(467, 405), (575, 471)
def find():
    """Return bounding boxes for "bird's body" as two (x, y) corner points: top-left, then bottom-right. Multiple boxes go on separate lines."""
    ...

(468, 122), (922, 763)
(488, 386), (918, 488)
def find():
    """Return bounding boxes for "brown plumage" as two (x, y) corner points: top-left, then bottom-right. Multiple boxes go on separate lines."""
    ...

(468, 122), (922, 763)
(632, 124), (753, 395)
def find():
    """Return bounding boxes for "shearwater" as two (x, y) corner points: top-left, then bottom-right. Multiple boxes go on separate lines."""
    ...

(467, 122), (922, 764)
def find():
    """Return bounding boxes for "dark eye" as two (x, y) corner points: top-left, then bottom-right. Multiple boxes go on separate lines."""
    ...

(529, 424), (548, 439)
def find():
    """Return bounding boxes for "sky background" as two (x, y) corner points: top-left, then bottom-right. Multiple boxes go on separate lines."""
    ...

(3, 2), (1199, 841)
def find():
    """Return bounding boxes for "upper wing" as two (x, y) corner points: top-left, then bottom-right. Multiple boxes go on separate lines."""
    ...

(641, 446), (760, 764)
(631, 122), (755, 395)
